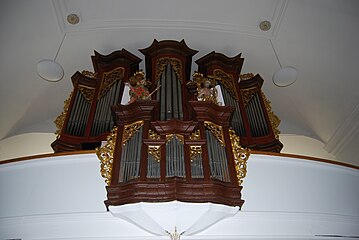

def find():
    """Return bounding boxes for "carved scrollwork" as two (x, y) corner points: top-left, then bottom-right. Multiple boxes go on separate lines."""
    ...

(204, 121), (225, 146)
(122, 120), (144, 145)
(149, 129), (160, 140)
(96, 126), (118, 185)
(190, 145), (202, 162)
(156, 57), (183, 82)
(261, 91), (281, 139)
(189, 129), (201, 140)
(54, 91), (73, 138)
(166, 134), (184, 144)
(148, 129), (161, 162)
(99, 66), (125, 99)
(229, 128), (250, 186)
(239, 73), (254, 81)
(240, 87), (258, 107)
(81, 70), (97, 79)
(210, 69), (238, 101)
(78, 85), (95, 103)
(148, 145), (161, 162)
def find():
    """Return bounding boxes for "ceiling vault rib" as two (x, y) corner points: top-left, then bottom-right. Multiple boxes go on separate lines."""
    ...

(324, 103), (359, 156)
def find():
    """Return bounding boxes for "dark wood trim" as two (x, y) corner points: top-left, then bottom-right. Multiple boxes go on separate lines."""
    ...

(105, 177), (244, 208)
(0, 150), (96, 165)
(2, 150), (358, 170)
(250, 150), (359, 170)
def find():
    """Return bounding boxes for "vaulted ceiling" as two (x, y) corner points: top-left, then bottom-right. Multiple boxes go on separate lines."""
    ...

(1, 0), (358, 165)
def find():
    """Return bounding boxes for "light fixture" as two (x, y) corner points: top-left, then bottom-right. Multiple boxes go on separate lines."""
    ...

(37, 33), (66, 82)
(269, 39), (297, 87)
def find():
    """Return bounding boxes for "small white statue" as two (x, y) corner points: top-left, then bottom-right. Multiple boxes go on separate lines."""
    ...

(166, 227), (182, 240)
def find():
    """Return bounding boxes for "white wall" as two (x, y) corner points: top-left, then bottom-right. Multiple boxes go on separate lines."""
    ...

(0, 132), (56, 161)
(280, 134), (337, 160)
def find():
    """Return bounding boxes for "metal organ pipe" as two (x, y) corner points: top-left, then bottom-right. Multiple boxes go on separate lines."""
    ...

(119, 127), (143, 182)
(205, 130), (230, 182)
(220, 84), (246, 136)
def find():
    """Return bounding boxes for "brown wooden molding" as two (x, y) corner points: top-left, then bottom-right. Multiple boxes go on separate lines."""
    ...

(1, 150), (357, 170)
(251, 150), (359, 170)
(0, 150), (96, 165)
(105, 177), (244, 208)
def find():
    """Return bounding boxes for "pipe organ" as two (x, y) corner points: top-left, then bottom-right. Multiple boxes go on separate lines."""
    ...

(52, 49), (141, 152)
(54, 39), (282, 208)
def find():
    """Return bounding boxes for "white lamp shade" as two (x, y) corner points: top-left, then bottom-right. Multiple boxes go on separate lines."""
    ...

(37, 59), (64, 82)
(272, 66), (298, 87)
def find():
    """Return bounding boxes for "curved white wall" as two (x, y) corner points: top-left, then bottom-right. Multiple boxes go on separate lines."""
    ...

(280, 134), (337, 161)
(1, 153), (358, 239)
(0, 132), (56, 160)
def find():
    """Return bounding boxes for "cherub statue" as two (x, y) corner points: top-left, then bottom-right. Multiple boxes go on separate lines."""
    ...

(193, 72), (218, 104)
(125, 71), (151, 104)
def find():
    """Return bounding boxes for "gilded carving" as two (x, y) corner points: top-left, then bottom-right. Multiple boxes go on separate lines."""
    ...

(122, 120), (144, 145)
(54, 91), (73, 138)
(204, 121), (225, 146)
(81, 70), (97, 79)
(166, 134), (184, 144)
(239, 73), (254, 81)
(190, 145), (202, 162)
(210, 69), (238, 101)
(192, 72), (218, 104)
(96, 126), (118, 185)
(156, 57), (183, 82)
(148, 145), (161, 162)
(189, 129), (201, 140)
(240, 87), (258, 107)
(149, 129), (161, 140)
(99, 66), (125, 99)
(229, 128), (250, 186)
(78, 85), (95, 103)
(261, 91), (281, 139)
(147, 129), (161, 162)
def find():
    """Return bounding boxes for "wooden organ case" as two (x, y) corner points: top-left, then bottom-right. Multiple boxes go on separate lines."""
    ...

(52, 49), (141, 152)
(54, 39), (282, 208)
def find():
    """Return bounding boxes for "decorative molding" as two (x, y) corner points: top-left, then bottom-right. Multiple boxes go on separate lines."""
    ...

(261, 91), (281, 140)
(122, 121), (144, 145)
(204, 121), (225, 146)
(96, 127), (118, 185)
(324, 103), (359, 156)
(99, 67), (124, 99)
(229, 129), (250, 186)
(54, 91), (73, 138)
(52, 0), (288, 39)
(156, 57), (183, 82)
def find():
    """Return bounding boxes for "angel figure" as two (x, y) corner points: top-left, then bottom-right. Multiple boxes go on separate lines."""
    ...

(193, 72), (218, 104)
(126, 71), (151, 104)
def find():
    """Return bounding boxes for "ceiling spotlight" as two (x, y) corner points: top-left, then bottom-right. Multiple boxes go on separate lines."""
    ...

(37, 34), (66, 82)
(270, 39), (298, 87)
(259, 20), (271, 31)
(67, 13), (80, 25)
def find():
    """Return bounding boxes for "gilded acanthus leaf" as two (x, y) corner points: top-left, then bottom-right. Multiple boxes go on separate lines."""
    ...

(204, 121), (225, 146)
(261, 91), (281, 139)
(54, 91), (73, 138)
(229, 128), (250, 186)
(96, 127), (118, 185)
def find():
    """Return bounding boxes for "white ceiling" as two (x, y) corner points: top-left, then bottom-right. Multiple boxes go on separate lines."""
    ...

(0, 0), (358, 165)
